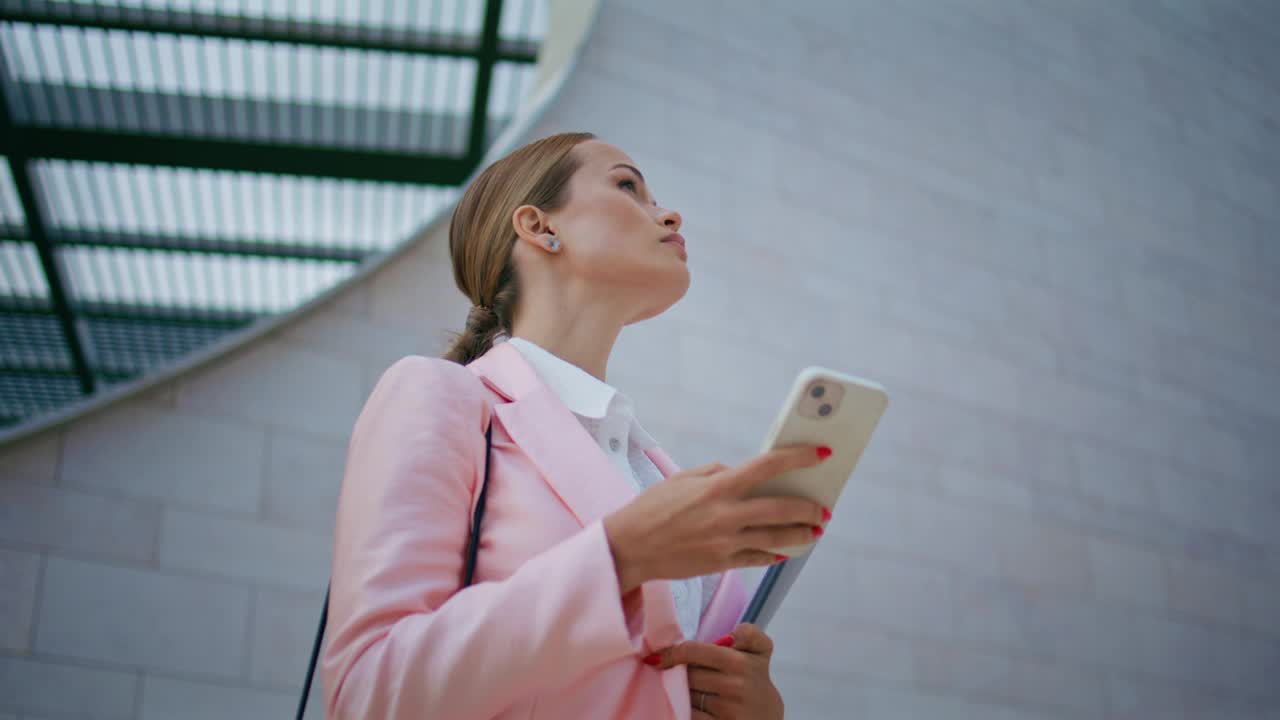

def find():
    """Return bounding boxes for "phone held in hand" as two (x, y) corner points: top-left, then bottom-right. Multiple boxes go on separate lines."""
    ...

(739, 365), (888, 629)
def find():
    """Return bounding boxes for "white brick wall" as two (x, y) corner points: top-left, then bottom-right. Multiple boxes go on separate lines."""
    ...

(0, 0), (1277, 718)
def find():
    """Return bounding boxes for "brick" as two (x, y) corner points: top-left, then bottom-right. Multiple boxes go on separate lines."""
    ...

(0, 430), (60, 485)
(1240, 572), (1280, 636)
(0, 547), (39, 650)
(176, 340), (364, 439)
(158, 508), (330, 591)
(0, 482), (158, 562)
(0, 655), (136, 719)
(1154, 472), (1272, 547)
(61, 404), (265, 514)
(678, 333), (794, 414)
(995, 516), (1092, 592)
(35, 556), (249, 678)
(911, 640), (1106, 716)
(892, 488), (1001, 575)
(250, 586), (326, 689)
(862, 683), (1063, 720)
(804, 549), (955, 641)
(280, 311), (423, 380)
(768, 612), (915, 685)
(936, 464), (1033, 512)
(1104, 673), (1192, 720)
(769, 661), (869, 719)
(1088, 537), (1168, 610)
(140, 675), (293, 720)
(1164, 556), (1245, 627)
(263, 429), (345, 533)
(365, 233), (468, 334)
(1070, 440), (1158, 509)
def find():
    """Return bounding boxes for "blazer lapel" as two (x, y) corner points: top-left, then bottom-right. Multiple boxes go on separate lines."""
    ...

(468, 343), (686, 656)
(469, 341), (637, 526)
(494, 386), (637, 525)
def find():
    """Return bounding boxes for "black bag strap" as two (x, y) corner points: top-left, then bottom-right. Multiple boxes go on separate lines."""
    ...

(295, 419), (495, 719)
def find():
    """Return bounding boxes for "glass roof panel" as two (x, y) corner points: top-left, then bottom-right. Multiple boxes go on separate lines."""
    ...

(487, 61), (537, 119)
(499, 0), (547, 46)
(59, 246), (357, 313)
(86, 314), (241, 375)
(34, 160), (459, 251)
(0, 158), (26, 230)
(0, 0), (548, 430)
(0, 308), (69, 369)
(2, 23), (479, 114)
(0, 240), (50, 300)
(34, 0), (487, 36)
(0, 371), (82, 425)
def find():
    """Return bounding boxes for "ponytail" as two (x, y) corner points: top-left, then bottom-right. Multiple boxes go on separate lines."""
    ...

(440, 132), (594, 365)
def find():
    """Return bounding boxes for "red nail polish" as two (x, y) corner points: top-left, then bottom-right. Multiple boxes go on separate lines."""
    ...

(714, 634), (735, 648)
(642, 653), (662, 666)
(811, 525), (824, 537)
(774, 554), (788, 562)
(821, 506), (832, 522)
(816, 446), (833, 460)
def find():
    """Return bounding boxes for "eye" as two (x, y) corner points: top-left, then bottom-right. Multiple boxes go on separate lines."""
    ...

(617, 179), (638, 193)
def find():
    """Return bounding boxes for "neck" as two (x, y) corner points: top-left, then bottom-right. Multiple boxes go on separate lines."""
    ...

(510, 287), (625, 382)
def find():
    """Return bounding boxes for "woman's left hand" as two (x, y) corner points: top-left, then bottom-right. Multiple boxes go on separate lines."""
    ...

(646, 623), (784, 719)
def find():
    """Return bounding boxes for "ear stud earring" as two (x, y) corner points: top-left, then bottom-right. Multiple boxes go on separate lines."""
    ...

(547, 235), (561, 252)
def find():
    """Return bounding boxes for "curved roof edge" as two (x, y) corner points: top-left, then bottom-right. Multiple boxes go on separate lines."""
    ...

(0, 0), (603, 448)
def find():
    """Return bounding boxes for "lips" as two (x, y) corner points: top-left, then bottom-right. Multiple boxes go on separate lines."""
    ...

(661, 233), (686, 249)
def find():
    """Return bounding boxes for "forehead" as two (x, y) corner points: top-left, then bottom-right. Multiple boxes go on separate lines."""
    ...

(575, 140), (637, 171)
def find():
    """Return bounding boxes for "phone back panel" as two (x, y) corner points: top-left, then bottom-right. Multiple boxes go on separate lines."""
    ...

(747, 366), (889, 556)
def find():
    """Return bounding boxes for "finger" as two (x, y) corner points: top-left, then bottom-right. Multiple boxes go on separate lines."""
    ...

(729, 623), (774, 656)
(721, 444), (828, 495)
(738, 524), (819, 554)
(689, 689), (724, 718)
(686, 461), (730, 477)
(690, 667), (746, 701)
(729, 496), (827, 529)
(728, 548), (790, 568)
(656, 641), (741, 671)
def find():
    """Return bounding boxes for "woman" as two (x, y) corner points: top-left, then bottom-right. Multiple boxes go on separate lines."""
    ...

(321, 132), (833, 719)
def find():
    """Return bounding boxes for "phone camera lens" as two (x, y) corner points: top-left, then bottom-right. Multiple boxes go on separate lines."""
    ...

(818, 403), (833, 417)
(810, 385), (825, 399)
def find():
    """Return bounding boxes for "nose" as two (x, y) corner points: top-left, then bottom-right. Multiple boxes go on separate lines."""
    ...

(657, 206), (682, 233)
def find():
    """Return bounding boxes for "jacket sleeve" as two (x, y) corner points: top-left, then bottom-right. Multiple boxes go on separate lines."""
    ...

(321, 356), (646, 720)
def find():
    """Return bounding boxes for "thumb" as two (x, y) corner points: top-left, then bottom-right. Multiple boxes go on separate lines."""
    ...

(730, 623), (774, 656)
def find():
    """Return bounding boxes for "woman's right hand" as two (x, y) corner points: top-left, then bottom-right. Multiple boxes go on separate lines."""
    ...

(602, 445), (833, 594)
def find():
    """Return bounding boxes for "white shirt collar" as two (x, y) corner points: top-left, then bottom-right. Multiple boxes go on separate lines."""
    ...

(504, 336), (622, 419)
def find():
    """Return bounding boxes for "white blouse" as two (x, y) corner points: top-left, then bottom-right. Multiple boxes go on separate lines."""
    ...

(503, 336), (719, 640)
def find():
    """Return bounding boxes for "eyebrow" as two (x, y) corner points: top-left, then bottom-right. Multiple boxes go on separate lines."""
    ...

(610, 163), (645, 184)
(610, 163), (657, 204)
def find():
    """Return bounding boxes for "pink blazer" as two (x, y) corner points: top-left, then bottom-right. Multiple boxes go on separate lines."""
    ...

(321, 340), (749, 719)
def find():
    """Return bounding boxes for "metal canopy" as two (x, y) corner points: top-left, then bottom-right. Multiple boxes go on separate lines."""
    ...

(0, 0), (546, 427)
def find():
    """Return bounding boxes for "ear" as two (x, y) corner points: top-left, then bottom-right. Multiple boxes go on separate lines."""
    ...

(511, 204), (555, 251)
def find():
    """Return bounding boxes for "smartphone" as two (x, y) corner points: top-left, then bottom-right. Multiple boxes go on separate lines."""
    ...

(747, 365), (889, 558)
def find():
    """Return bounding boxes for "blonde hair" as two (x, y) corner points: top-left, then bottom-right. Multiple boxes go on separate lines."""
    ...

(442, 132), (596, 365)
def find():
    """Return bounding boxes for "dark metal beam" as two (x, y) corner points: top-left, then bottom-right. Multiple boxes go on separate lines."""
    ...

(7, 82), (474, 157)
(51, 228), (369, 263)
(467, 0), (506, 166)
(2, 126), (476, 183)
(0, 296), (262, 328)
(0, 62), (96, 395)
(0, 2), (539, 63)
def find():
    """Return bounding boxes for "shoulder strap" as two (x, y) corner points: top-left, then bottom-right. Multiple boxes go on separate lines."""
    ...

(463, 420), (495, 587)
(294, 418), (495, 720)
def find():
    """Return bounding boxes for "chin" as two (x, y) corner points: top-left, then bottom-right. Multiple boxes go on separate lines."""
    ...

(630, 269), (690, 323)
